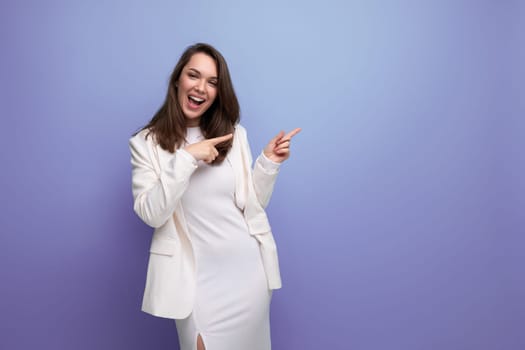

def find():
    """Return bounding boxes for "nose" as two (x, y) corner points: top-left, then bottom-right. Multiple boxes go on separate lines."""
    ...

(195, 79), (206, 94)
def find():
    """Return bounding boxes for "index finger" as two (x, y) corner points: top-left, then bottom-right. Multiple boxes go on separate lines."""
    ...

(208, 133), (233, 145)
(282, 128), (302, 141)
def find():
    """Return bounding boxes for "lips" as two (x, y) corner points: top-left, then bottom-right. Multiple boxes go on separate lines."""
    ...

(188, 95), (205, 109)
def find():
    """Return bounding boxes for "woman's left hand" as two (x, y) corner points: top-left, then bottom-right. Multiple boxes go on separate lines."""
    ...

(263, 128), (302, 163)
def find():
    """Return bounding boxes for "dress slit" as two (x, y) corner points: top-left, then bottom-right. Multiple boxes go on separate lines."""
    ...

(196, 333), (206, 350)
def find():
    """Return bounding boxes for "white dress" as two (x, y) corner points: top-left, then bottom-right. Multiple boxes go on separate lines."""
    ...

(175, 127), (277, 350)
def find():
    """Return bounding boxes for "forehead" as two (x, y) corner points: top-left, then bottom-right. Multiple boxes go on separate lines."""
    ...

(185, 52), (217, 77)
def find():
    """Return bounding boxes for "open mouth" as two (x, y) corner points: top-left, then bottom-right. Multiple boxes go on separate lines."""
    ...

(188, 95), (205, 107)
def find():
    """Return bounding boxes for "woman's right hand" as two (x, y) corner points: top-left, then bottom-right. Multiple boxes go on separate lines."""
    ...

(184, 133), (233, 163)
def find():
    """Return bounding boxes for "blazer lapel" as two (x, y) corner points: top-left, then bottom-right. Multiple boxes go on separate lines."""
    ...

(227, 126), (246, 211)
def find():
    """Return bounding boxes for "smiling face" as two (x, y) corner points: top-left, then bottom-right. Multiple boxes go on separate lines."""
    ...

(176, 52), (218, 127)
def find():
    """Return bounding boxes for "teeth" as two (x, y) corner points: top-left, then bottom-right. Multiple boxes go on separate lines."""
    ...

(189, 96), (204, 103)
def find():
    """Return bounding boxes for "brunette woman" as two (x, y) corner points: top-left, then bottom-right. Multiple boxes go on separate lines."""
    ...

(129, 43), (300, 350)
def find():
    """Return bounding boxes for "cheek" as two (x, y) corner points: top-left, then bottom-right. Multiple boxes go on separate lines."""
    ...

(177, 78), (186, 91)
(209, 89), (218, 103)
(177, 88), (185, 105)
(177, 80), (188, 96)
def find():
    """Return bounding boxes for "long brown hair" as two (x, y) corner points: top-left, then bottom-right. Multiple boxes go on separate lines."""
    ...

(136, 43), (240, 164)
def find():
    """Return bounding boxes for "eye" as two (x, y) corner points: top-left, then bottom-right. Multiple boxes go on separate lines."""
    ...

(188, 72), (198, 79)
(209, 80), (218, 87)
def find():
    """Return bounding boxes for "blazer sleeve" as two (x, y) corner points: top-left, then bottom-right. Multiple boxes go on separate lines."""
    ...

(239, 126), (280, 208)
(129, 132), (198, 228)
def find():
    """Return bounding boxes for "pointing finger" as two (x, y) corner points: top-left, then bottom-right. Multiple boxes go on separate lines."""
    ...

(270, 131), (285, 145)
(208, 133), (233, 145)
(282, 128), (302, 141)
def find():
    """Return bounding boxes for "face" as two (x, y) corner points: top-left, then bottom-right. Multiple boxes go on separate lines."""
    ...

(176, 52), (218, 127)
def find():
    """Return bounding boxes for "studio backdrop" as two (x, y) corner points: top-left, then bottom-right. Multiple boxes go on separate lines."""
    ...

(0, 1), (523, 349)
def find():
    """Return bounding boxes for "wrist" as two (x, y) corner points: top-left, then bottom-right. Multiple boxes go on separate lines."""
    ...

(259, 152), (281, 169)
(178, 148), (198, 164)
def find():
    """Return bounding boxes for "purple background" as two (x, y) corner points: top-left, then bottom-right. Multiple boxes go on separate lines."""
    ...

(1, 1), (523, 349)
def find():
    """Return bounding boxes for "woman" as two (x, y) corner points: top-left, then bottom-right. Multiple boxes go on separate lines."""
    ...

(129, 43), (300, 350)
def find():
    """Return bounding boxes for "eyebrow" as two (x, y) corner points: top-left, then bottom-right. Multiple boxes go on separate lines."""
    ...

(188, 68), (218, 80)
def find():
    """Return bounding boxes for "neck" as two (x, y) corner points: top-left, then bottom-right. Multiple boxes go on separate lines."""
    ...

(185, 118), (200, 127)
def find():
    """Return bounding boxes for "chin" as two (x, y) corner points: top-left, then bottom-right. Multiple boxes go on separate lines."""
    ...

(183, 114), (201, 125)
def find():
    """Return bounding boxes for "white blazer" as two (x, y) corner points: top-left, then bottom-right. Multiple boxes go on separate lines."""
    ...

(129, 124), (282, 319)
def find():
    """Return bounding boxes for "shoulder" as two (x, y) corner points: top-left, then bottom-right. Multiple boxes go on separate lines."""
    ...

(234, 124), (249, 141)
(128, 128), (159, 159)
(129, 128), (156, 148)
(234, 123), (246, 134)
(234, 124), (251, 149)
